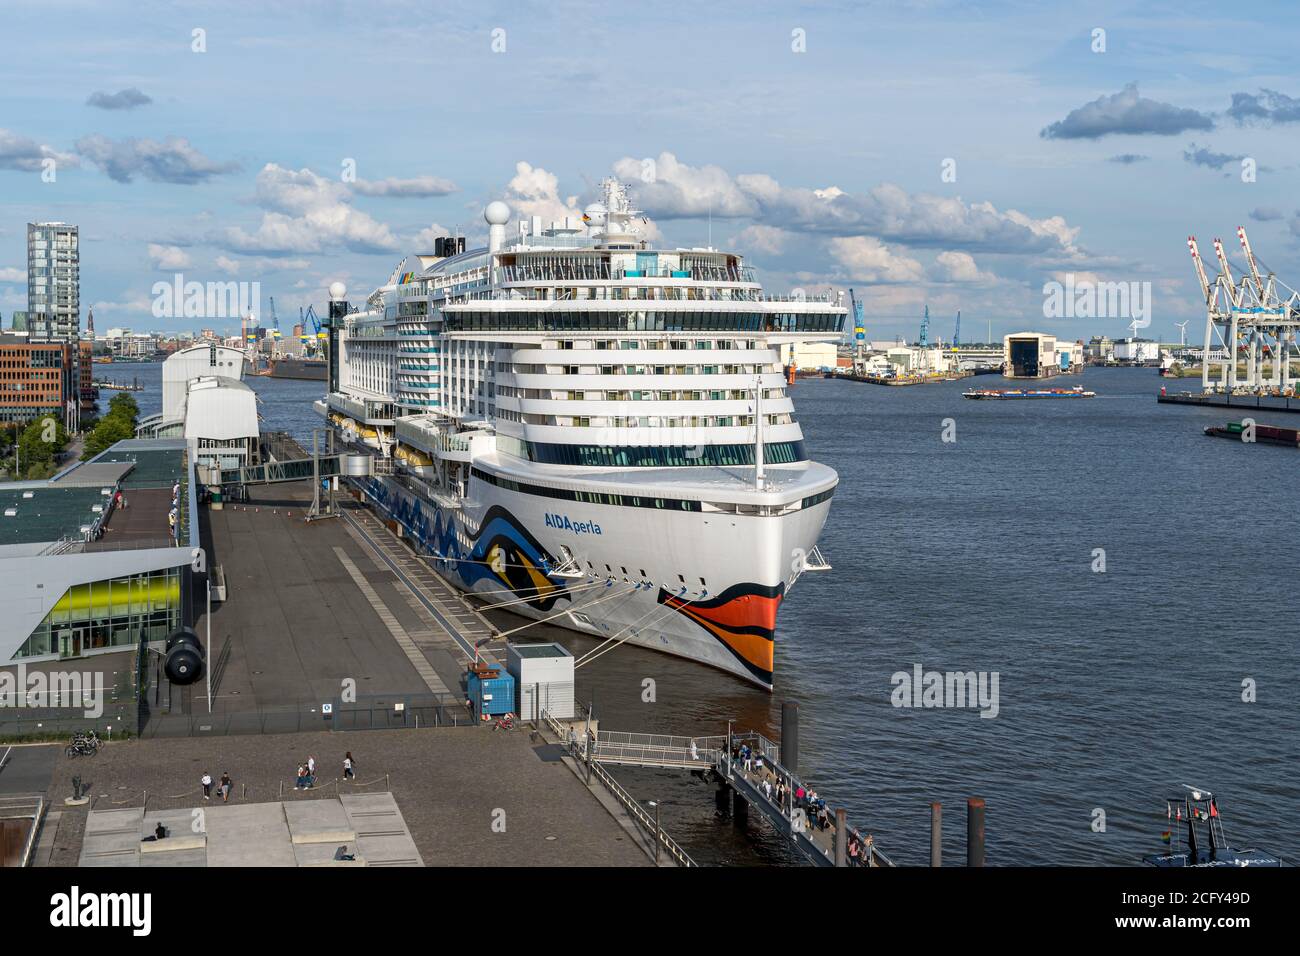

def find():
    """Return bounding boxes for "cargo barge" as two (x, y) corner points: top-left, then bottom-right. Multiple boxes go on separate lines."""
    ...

(963, 385), (1095, 400)
(268, 357), (327, 381)
(1204, 420), (1300, 447)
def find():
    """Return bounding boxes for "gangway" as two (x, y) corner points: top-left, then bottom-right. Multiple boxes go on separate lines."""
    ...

(540, 712), (892, 868)
(592, 732), (727, 769)
(193, 430), (373, 520)
(197, 453), (368, 488)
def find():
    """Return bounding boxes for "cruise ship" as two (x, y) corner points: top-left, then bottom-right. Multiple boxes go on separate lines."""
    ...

(318, 180), (845, 688)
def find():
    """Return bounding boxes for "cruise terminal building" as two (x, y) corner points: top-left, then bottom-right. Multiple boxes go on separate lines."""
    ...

(0, 437), (198, 665)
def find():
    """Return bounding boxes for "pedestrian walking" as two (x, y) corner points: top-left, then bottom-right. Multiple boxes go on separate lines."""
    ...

(689, 738), (699, 760)
(200, 771), (212, 800)
(342, 752), (355, 781)
(219, 772), (232, 803)
(307, 755), (316, 778)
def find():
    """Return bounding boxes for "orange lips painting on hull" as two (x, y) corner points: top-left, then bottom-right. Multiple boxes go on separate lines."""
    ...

(658, 583), (784, 687)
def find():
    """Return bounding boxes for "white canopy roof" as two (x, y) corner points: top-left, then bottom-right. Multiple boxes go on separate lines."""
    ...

(183, 377), (259, 441)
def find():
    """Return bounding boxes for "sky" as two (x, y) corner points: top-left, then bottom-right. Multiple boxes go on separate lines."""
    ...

(1, 0), (1298, 342)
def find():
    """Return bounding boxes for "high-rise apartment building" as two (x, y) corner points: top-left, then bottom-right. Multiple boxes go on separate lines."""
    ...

(27, 222), (80, 343)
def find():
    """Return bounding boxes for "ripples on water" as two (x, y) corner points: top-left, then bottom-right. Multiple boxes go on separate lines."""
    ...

(97, 363), (1299, 865)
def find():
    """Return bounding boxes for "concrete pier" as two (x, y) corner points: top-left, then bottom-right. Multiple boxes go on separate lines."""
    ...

(36, 728), (652, 867)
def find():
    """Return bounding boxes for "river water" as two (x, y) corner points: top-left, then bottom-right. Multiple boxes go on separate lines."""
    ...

(96, 362), (1300, 866)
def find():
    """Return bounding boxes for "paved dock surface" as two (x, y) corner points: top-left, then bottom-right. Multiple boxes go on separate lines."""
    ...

(0, 744), (58, 796)
(193, 481), (473, 713)
(340, 504), (504, 665)
(37, 728), (651, 867)
(79, 792), (422, 867)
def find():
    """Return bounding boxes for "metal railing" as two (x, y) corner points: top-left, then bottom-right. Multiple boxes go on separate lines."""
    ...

(138, 693), (468, 738)
(720, 733), (894, 868)
(0, 795), (46, 868)
(540, 710), (696, 867)
(593, 731), (725, 769)
(588, 758), (696, 867)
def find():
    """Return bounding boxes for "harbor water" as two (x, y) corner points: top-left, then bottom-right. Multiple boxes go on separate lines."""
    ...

(96, 363), (1300, 866)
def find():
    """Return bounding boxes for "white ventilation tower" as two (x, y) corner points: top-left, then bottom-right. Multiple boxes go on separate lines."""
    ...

(485, 201), (511, 254)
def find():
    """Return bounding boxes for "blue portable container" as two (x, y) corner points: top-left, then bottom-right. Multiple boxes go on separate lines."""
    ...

(467, 668), (516, 718)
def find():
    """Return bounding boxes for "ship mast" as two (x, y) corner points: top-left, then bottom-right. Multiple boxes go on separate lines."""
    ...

(754, 373), (765, 491)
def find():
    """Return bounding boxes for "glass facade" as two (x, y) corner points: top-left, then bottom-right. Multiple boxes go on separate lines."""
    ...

(443, 309), (844, 334)
(15, 567), (182, 660)
(521, 440), (807, 468)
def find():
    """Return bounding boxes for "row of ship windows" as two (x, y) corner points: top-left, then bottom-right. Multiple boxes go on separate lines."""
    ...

(516, 440), (807, 468)
(503, 363), (775, 376)
(443, 312), (844, 333)
(547, 339), (762, 351)
(496, 411), (792, 429)
(496, 385), (785, 402)
(496, 287), (759, 302)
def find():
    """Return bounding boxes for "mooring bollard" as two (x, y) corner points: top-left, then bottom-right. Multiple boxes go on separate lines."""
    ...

(967, 797), (985, 867)
(930, 801), (942, 867)
(781, 700), (799, 774)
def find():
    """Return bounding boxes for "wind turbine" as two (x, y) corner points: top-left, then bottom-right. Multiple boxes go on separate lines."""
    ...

(1176, 320), (1189, 347)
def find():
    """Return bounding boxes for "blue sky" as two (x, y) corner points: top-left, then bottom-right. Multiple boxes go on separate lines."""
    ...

(1, 0), (1297, 341)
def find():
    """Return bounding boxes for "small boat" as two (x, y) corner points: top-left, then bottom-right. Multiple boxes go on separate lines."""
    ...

(92, 378), (144, 392)
(962, 385), (1095, 400)
(1144, 787), (1282, 867)
(1204, 420), (1300, 447)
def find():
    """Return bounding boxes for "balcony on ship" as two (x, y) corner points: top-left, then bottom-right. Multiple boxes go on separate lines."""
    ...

(395, 414), (496, 464)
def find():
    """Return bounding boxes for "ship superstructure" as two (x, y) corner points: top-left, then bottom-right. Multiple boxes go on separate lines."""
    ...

(319, 179), (845, 687)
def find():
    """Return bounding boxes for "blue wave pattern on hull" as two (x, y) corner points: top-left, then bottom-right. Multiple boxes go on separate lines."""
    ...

(356, 476), (569, 608)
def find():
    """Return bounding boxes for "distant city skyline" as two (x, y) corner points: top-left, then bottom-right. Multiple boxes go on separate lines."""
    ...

(2, 0), (1297, 342)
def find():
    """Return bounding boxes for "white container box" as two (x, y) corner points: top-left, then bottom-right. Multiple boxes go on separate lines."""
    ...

(506, 642), (575, 720)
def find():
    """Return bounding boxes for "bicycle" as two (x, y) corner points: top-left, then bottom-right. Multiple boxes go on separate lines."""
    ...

(65, 731), (100, 758)
(492, 714), (516, 731)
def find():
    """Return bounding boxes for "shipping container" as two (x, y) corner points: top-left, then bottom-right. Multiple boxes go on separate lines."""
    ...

(467, 668), (516, 718)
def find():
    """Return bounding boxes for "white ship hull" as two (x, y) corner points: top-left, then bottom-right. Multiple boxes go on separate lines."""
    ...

(353, 463), (835, 688)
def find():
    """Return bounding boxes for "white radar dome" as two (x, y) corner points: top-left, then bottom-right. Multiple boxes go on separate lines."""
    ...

(329, 281), (347, 301)
(484, 200), (511, 225)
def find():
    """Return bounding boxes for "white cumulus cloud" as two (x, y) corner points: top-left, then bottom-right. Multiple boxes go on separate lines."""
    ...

(610, 152), (1082, 256)
(216, 164), (400, 255)
(828, 236), (924, 284)
(935, 250), (997, 284)
(504, 161), (583, 224)
(147, 244), (192, 270)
